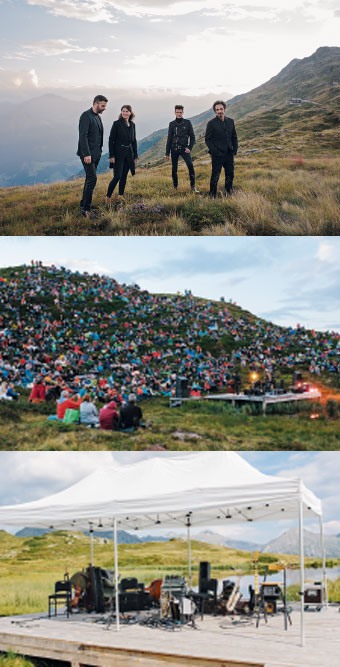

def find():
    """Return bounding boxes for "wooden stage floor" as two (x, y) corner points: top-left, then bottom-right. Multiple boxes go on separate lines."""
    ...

(0, 605), (339, 667)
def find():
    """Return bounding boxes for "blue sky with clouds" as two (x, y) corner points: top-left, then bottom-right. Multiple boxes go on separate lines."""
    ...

(1, 1), (339, 96)
(1, 236), (340, 332)
(0, 451), (339, 543)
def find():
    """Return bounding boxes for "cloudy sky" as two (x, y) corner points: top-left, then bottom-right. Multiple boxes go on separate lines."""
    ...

(1, 0), (339, 97)
(1, 236), (340, 332)
(0, 451), (339, 543)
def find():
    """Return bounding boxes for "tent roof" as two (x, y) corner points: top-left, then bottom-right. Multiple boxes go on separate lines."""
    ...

(0, 453), (322, 531)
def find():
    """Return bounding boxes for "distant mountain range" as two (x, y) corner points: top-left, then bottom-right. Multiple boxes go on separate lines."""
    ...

(15, 527), (169, 544)
(15, 526), (340, 557)
(262, 528), (340, 558)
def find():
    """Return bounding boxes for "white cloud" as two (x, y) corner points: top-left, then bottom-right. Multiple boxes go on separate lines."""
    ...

(0, 67), (40, 91)
(0, 453), (115, 508)
(20, 38), (112, 57)
(27, 0), (117, 23)
(316, 242), (337, 263)
(276, 453), (340, 523)
(30, 68), (39, 86)
(45, 258), (114, 276)
(26, 0), (338, 20)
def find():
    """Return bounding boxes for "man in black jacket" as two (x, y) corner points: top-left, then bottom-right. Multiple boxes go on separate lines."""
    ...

(118, 393), (143, 430)
(77, 95), (108, 217)
(205, 100), (238, 197)
(165, 105), (199, 193)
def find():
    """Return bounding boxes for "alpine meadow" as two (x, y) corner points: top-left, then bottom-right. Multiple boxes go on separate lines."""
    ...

(0, 47), (339, 236)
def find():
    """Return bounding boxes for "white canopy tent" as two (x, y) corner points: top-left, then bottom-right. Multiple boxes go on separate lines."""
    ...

(0, 452), (326, 646)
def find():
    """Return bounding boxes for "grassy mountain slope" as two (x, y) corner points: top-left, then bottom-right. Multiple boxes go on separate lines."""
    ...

(139, 46), (340, 165)
(225, 46), (340, 121)
(0, 264), (339, 451)
(0, 48), (339, 236)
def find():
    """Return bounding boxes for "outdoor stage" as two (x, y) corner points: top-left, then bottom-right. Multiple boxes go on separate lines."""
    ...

(170, 390), (321, 414)
(0, 605), (339, 667)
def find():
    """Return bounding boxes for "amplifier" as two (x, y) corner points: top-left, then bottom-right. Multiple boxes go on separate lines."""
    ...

(175, 377), (189, 398)
(304, 582), (323, 606)
(161, 575), (187, 618)
(260, 583), (282, 599)
(260, 583), (282, 614)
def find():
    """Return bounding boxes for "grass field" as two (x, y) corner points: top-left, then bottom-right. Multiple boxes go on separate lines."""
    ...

(0, 655), (36, 667)
(1, 385), (340, 451)
(1, 154), (339, 236)
(0, 530), (338, 616)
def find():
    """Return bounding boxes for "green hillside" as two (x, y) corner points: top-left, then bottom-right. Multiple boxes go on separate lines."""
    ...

(139, 46), (340, 165)
(0, 47), (339, 236)
(0, 263), (339, 451)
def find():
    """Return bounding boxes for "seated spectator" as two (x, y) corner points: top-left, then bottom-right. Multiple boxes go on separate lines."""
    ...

(117, 393), (143, 430)
(29, 377), (46, 403)
(0, 381), (12, 400)
(7, 383), (19, 400)
(99, 400), (119, 431)
(57, 392), (81, 421)
(80, 393), (99, 426)
(45, 385), (61, 402)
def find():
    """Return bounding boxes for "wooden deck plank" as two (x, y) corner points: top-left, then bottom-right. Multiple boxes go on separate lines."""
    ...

(0, 606), (339, 667)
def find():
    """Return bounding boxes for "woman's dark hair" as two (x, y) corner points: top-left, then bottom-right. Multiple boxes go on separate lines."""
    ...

(213, 99), (227, 111)
(119, 104), (135, 121)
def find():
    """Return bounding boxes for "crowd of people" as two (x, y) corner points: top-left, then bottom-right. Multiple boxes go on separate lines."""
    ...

(0, 262), (339, 428)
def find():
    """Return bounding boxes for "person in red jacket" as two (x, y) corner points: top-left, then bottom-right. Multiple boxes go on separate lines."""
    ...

(29, 377), (46, 403)
(57, 392), (81, 420)
(99, 400), (119, 430)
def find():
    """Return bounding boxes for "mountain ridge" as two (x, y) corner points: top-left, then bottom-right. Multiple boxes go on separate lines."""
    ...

(13, 526), (340, 557)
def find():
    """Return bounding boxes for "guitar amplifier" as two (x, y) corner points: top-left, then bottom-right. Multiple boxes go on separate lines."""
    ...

(260, 582), (282, 614)
(304, 582), (323, 605)
(161, 575), (187, 618)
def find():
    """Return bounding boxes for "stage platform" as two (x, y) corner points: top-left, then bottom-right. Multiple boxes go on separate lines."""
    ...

(0, 605), (339, 667)
(170, 390), (321, 414)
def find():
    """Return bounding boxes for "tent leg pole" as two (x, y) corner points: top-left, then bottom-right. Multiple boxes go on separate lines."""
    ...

(187, 522), (192, 589)
(113, 519), (120, 631)
(319, 516), (328, 609)
(299, 499), (305, 647)
(90, 528), (94, 566)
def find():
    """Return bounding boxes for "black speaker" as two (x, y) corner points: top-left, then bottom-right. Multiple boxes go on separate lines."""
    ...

(175, 377), (189, 398)
(199, 561), (211, 593)
(293, 370), (303, 386)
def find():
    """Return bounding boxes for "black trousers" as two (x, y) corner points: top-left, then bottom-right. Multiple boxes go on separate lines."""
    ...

(107, 149), (132, 196)
(80, 157), (100, 211)
(171, 149), (195, 189)
(209, 152), (234, 196)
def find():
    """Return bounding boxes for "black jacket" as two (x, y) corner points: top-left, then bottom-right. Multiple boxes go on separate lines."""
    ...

(118, 403), (142, 429)
(77, 108), (104, 160)
(165, 118), (195, 156)
(205, 116), (238, 157)
(108, 118), (138, 160)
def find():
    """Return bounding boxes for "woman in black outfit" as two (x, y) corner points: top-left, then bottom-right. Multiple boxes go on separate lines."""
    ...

(106, 105), (138, 200)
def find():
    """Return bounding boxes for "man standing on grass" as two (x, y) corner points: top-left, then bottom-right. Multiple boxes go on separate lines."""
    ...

(164, 105), (199, 193)
(205, 100), (238, 197)
(77, 95), (108, 218)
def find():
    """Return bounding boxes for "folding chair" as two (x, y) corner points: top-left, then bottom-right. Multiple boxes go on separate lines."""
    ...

(48, 577), (72, 618)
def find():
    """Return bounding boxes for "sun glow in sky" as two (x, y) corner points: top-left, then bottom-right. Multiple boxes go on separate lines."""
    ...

(0, 1), (339, 97)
